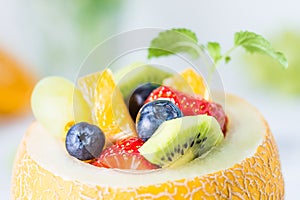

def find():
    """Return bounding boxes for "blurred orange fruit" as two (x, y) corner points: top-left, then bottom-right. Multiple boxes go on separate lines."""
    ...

(78, 69), (136, 144)
(163, 68), (210, 100)
(0, 49), (36, 115)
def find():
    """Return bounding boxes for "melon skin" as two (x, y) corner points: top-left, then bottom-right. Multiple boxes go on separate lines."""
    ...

(11, 95), (284, 199)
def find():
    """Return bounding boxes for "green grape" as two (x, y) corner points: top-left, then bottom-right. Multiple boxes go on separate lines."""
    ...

(31, 76), (91, 138)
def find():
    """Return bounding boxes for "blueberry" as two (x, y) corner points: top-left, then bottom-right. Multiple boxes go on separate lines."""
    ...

(128, 83), (160, 121)
(65, 122), (105, 161)
(136, 100), (183, 141)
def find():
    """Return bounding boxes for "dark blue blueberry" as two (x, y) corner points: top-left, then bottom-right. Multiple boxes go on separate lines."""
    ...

(128, 83), (160, 121)
(136, 100), (183, 141)
(65, 122), (105, 161)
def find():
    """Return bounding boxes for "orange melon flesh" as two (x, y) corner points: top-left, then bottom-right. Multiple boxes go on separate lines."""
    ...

(11, 94), (284, 199)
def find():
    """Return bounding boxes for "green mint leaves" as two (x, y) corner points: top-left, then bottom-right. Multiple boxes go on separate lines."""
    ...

(206, 42), (222, 63)
(148, 28), (199, 59)
(234, 31), (288, 68)
(148, 28), (288, 69)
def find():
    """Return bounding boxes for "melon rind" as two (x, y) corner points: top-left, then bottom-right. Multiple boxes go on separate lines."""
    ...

(11, 94), (284, 199)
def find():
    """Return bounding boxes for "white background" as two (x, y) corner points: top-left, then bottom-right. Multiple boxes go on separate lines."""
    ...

(1, 1), (300, 199)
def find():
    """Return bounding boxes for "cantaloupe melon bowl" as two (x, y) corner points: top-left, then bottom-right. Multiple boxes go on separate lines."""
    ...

(11, 94), (284, 199)
(11, 28), (286, 199)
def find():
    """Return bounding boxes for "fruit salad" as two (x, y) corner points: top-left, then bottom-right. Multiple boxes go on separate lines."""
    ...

(31, 28), (288, 171)
(32, 66), (226, 170)
(13, 28), (287, 199)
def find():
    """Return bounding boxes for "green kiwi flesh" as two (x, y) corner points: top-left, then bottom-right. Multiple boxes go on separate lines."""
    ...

(115, 63), (172, 99)
(138, 115), (224, 168)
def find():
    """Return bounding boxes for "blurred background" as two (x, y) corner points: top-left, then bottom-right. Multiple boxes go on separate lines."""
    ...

(1, 0), (299, 199)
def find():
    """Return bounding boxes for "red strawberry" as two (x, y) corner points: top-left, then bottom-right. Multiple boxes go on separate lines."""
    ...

(146, 86), (227, 133)
(145, 86), (182, 109)
(90, 137), (158, 170)
(89, 160), (109, 168)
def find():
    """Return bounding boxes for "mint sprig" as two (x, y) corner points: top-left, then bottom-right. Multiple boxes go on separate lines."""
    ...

(148, 28), (288, 70)
(234, 31), (288, 68)
(148, 28), (199, 59)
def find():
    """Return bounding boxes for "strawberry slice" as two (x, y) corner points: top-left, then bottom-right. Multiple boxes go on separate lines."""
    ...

(145, 85), (182, 109)
(90, 137), (158, 170)
(146, 86), (227, 133)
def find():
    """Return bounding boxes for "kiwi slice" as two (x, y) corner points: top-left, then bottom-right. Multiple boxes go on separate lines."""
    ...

(138, 115), (224, 168)
(115, 63), (172, 99)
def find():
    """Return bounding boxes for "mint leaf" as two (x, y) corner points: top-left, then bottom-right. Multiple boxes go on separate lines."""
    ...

(225, 56), (231, 63)
(206, 42), (222, 63)
(234, 31), (288, 68)
(148, 28), (200, 59)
